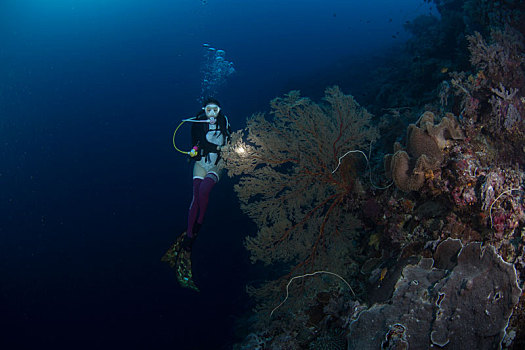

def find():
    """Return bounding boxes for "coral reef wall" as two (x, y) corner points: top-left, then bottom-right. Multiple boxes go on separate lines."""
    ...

(231, 3), (525, 349)
(347, 238), (522, 349)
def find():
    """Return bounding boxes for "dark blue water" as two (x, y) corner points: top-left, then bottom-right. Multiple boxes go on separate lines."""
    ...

(0, 1), (434, 348)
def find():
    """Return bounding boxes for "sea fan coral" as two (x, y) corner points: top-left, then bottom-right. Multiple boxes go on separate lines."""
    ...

(223, 86), (378, 310)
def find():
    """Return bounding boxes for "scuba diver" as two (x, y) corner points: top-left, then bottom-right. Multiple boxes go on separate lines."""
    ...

(162, 98), (231, 291)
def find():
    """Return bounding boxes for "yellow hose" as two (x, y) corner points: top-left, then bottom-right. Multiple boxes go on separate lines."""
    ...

(173, 120), (191, 155)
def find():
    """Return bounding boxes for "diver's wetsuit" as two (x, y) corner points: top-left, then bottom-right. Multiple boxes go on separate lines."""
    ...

(186, 112), (231, 240)
(162, 107), (231, 291)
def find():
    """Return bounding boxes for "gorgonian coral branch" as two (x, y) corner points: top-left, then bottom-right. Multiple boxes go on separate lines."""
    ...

(222, 87), (378, 305)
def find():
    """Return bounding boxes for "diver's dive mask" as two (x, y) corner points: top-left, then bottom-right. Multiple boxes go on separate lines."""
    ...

(204, 104), (220, 123)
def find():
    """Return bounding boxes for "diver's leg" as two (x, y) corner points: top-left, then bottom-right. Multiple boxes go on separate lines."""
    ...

(163, 176), (201, 267)
(163, 179), (202, 267)
(187, 178), (202, 238)
(196, 173), (218, 225)
(187, 161), (206, 238)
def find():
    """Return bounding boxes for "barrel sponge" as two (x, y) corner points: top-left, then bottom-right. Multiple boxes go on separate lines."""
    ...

(421, 112), (465, 150)
(387, 111), (464, 192)
(407, 123), (443, 163)
(390, 150), (432, 192)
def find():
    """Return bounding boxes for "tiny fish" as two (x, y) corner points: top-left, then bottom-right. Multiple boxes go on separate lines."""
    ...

(379, 267), (388, 282)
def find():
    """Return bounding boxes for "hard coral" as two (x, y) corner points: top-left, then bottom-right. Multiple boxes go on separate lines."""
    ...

(347, 238), (522, 349)
(308, 332), (346, 350)
(431, 239), (521, 348)
(450, 27), (525, 161)
(481, 168), (524, 238)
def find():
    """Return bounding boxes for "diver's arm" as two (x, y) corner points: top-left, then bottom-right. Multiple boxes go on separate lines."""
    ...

(191, 120), (202, 148)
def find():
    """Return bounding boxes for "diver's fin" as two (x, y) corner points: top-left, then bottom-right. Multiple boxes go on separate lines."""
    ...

(176, 249), (200, 292)
(161, 232), (186, 268)
(162, 232), (200, 291)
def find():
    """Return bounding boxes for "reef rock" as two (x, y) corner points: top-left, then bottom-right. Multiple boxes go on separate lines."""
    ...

(347, 238), (521, 349)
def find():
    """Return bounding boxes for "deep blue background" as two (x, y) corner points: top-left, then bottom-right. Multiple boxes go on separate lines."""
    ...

(0, 1), (434, 348)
